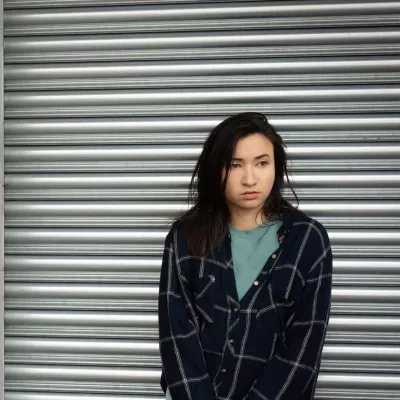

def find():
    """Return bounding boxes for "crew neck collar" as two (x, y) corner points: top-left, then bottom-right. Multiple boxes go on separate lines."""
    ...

(228, 220), (278, 234)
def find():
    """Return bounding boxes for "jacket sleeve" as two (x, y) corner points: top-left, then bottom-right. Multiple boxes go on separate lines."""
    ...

(245, 221), (333, 400)
(158, 228), (215, 400)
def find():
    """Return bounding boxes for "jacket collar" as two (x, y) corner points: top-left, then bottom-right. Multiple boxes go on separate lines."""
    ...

(277, 208), (309, 237)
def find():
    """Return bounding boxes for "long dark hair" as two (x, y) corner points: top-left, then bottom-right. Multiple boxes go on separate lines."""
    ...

(173, 112), (300, 258)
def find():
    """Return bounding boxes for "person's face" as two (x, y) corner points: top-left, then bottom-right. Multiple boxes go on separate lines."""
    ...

(222, 133), (275, 216)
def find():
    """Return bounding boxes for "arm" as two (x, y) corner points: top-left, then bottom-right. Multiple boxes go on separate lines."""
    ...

(158, 229), (215, 400)
(246, 222), (333, 400)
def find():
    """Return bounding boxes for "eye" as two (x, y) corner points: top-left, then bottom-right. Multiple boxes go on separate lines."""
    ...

(257, 161), (269, 167)
(230, 163), (241, 169)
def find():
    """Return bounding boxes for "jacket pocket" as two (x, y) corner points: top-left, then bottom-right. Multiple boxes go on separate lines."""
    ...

(195, 274), (216, 324)
(270, 264), (305, 305)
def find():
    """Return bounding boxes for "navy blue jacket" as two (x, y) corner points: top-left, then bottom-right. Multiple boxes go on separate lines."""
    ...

(158, 210), (332, 400)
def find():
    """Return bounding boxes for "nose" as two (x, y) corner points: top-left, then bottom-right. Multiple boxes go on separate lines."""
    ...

(242, 165), (256, 186)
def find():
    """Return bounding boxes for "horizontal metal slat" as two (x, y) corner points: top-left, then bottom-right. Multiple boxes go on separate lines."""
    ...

(5, 389), (400, 400)
(4, 58), (400, 81)
(6, 172), (399, 189)
(5, 310), (158, 339)
(5, 255), (400, 286)
(4, 227), (400, 256)
(5, 364), (161, 393)
(5, 283), (400, 315)
(5, 58), (400, 91)
(6, 311), (400, 343)
(5, 116), (400, 145)
(6, 394), (160, 400)
(19, 86), (400, 104)
(5, 29), (400, 63)
(327, 316), (400, 344)
(6, 29), (400, 52)
(317, 389), (400, 400)
(6, 16), (400, 36)
(317, 373), (400, 389)
(8, 373), (155, 396)
(5, 86), (400, 117)
(6, 102), (400, 117)
(4, 0), (400, 36)
(6, 73), (400, 91)
(6, 0), (396, 12)
(5, 2), (400, 28)
(6, 200), (400, 216)
(5, 102), (400, 117)
(17, 242), (369, 258)
(5, 142), (400, 159)
(332, 258), (400, 286)
(5, 188), (400, 201)
(4, 227), (400, 245)
(5, 217), (400, 231)
(6, 44), (400, 63)
(322, 344), (400, 373)
(5, 254), (163, 283)
(8, 159), (400, 172)
(5, 338), (400, 373)
(5, 216), (174, 228)
(4, 0), (261, 7)
(5, 337), (160, 365)
(6, 173), (191, 188)
(5, 282), (157, 311)
(5, 365), (400, 393)
(5, 143), (400, 173)
(5, 391), (159, 400)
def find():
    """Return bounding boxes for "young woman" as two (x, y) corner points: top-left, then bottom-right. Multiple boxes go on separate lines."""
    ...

(158, 112), (332, 400)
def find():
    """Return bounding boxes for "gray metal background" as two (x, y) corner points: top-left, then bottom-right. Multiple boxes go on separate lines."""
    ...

(1, 0), (5, 399)
(3, 1), (400, 399)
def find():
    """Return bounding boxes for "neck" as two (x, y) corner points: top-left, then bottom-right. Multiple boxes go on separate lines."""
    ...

(228, 207), (268, 231)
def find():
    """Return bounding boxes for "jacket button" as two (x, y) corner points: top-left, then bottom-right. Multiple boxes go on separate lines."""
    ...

(221, 368), (227, 373)
(233, 307), (239, 312)
(228, 339), (234, 344)
(271, 253), (277, 259)
(254, 281), (259, 286)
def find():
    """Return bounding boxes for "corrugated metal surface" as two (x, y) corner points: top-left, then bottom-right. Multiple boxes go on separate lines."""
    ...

(3, 1), (400, 399)
(1, 0), (5, 399)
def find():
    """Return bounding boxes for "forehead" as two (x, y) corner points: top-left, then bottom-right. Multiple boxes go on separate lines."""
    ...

(233, 133), (273, 156)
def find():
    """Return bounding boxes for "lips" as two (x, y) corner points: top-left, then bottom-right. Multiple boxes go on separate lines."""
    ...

(242, 191), (259, 199)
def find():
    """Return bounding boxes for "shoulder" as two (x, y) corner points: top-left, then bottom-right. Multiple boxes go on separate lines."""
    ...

(164, 222), (190, 252)
(290, 209), (329, 239)
(281, 210), (332, 279)
(288, 209), (331, 260)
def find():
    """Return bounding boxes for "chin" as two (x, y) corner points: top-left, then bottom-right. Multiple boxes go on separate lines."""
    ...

(239, 200), (265, 208)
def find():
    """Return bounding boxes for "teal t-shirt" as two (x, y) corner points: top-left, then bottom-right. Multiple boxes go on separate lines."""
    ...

(228, 219), (283, 301)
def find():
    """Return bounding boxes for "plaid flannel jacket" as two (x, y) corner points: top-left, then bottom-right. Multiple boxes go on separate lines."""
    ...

(158, 210), (332, 400)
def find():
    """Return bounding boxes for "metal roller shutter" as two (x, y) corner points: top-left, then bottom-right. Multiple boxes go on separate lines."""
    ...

(3, 1), (400, 399)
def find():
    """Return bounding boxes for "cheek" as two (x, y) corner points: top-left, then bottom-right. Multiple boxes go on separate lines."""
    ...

(263, 168), (275, 188)
(224, 175), (236, 199)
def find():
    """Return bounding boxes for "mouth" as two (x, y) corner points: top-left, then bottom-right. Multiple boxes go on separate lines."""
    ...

(241, 191), (260, 199)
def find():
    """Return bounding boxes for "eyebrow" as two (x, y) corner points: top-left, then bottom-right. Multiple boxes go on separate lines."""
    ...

(232, 154), (270, 161)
